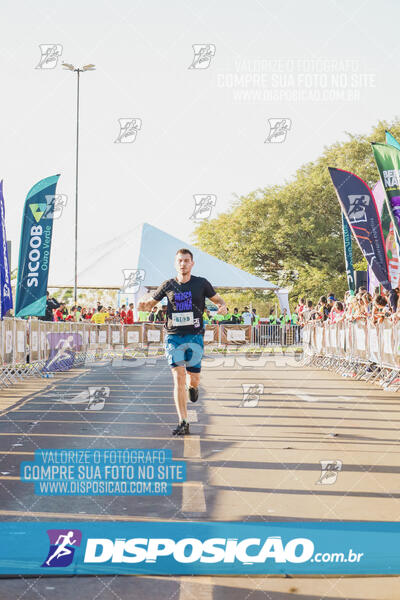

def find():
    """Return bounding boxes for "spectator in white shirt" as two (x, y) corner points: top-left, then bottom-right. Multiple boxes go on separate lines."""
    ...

(241, 307), (253, 325)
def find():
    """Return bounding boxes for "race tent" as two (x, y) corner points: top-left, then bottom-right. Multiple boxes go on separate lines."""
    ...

(49, 222), (279, 291)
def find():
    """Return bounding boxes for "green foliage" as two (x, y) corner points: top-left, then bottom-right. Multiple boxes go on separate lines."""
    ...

(48, 288), (118, 309)
(62, 289), (73, 302)
(353, 258), (368, 271)
(208, 290), (274, 316)
(193, 118), (400, 305)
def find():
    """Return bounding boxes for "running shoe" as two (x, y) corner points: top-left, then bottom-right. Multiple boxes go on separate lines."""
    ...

(172, 420), (190, 436)
(188, 386), (199, 403)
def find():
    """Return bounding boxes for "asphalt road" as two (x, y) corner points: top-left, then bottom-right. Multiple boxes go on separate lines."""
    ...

(0, 351), (399, 599)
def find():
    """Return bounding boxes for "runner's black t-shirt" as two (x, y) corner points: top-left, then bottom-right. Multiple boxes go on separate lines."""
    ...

(152, 276), (216, 335)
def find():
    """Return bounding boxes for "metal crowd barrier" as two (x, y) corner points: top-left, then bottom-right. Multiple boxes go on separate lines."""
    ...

(302, 319), (400, 391)
(0, 319), (302, 388)
(251, 324), (302, 346)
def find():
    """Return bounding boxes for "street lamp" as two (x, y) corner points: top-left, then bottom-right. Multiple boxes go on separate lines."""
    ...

(62, 62), (95, 304)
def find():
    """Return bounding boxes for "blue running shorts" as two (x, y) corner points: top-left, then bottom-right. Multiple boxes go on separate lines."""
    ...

(165, 333), (204, 373)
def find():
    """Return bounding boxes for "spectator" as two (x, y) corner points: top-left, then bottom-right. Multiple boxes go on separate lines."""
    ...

(280, 308), (291, 345)
(301, 300), (314, 323)
(156, 306), (167, 322)
(231, 308), (241, 324)
(329, 301), (345, 323)
(296, 297), (306, 317)
(327, 294), (336, 311)
(241, 306), (252, 325)
(346, 293), (359, 320)
(268, 308), (279, 325)
(389, 288), (399, 312)
(203, 309), (211, 324)
(279, 308), (291, 327)
(126, 303), (134, 325)
(372, 295), (390, 324)
(222, 307), (233, 323)
(148, 306), (158, 322)
(91, 307), (109, 325)
(120, 304), (127, 324)
(38, 292), (60, 322)
(138, 308), (150, 321)
(65, 309), (74, 321)
(54, 303), (65, 322)
(360, 292), (373, 315)
(317, 296), (330, 321)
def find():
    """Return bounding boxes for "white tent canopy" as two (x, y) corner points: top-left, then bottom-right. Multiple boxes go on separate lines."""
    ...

(49, 222), (279, 291)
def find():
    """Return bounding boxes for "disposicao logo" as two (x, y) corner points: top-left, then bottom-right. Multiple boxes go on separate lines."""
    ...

(42, 529), (82, 567)
(83, 535), (314, 564)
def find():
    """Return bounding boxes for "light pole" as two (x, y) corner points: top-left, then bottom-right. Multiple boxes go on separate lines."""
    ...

(62, 62), (95, 304)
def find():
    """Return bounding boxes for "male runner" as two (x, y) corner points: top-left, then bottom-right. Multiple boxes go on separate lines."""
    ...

(138, 248), (227, 435)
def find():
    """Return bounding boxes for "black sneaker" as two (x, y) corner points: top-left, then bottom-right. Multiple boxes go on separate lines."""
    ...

(188, 386), (199, 403)
(172, 420), (190, 436)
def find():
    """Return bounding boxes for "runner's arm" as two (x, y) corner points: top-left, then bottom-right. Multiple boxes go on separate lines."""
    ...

(140, 281), (168, 311)
(209, 293), (228, 315)
(137, 293), (158, 312)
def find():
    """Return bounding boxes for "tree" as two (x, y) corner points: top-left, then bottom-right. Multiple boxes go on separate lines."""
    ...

(193, 119), (400, 303)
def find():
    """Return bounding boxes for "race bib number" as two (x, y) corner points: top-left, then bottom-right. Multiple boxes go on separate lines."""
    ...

(172, 312), (194, 326)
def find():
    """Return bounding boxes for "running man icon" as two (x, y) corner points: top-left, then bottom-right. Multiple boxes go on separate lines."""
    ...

(46, 531), (76, 565)
(42, 529), (82, 567)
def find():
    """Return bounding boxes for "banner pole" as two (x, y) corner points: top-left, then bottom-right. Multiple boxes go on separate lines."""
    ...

(74, 69), (81, 305)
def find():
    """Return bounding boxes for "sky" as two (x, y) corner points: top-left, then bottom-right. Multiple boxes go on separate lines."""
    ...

(1, 0), (400, 286)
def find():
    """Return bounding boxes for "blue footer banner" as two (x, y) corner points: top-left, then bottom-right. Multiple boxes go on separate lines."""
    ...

(0, 521), (399, 575)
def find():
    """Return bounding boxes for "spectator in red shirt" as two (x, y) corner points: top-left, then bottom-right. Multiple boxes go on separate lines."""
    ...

(54, 303), (65, 321)
(85, 308), (95, 320)
(120, 304), (127, 324)
(126, 303), (134, 325)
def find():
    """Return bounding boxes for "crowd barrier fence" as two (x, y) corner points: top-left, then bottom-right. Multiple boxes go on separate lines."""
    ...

(302, 319), (400, 390)
(252, 324), (302, 346)
(0, 319), (302, 388)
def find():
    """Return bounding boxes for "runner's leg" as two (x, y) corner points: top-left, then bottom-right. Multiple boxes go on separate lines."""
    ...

(185, 335), (203, 402)
(172, 365), (188, 422)
(187, 371), (200, 388)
